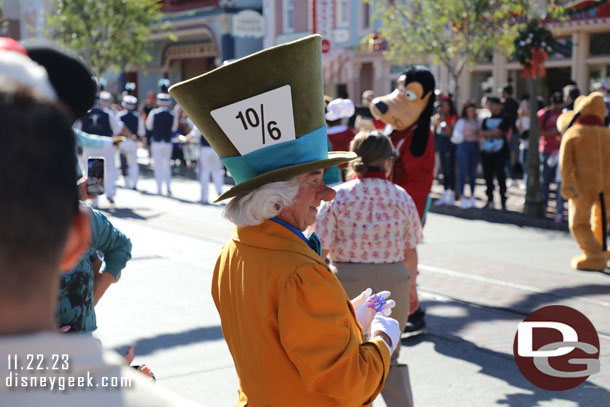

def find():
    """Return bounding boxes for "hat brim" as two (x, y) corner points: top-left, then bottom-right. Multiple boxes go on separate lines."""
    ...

(214, 151), (356, 202)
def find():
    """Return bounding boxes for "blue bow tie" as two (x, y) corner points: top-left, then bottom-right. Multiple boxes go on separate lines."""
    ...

(307, 232), (322, 256)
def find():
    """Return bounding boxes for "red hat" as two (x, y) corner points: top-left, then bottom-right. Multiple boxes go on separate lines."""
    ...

(0, 37), (27, 56)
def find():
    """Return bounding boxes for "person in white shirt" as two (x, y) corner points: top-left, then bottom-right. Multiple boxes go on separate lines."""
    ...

(75, 91), (130, 204)
(117, 95), (146, 190)
(146, 93), (178, 195)
(189, 123), (224, 204)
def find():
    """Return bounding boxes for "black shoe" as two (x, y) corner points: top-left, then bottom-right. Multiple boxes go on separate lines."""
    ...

(484, 201), (494, 210)
(404, 307), (426, 333)
(107, 197), (115, 204)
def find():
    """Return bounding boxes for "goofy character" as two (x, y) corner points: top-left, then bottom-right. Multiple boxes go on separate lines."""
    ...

(370, 66), (436, 224)
(370, 66), (435, 334)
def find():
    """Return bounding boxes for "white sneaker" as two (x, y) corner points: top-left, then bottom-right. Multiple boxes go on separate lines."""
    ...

(446, 190), (455, 205)
(459, 197), (471, 209)
(434, 191), (448, 206)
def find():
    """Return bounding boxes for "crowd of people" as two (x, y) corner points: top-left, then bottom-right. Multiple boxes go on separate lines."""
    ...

(2, 31), (609, 407)
(325, 83), (610, 223)
(72, 77), (224, 206)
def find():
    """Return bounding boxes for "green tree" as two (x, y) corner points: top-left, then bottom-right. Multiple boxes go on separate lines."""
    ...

(46, 0), (165, 78)
(369, 0), (529, 106)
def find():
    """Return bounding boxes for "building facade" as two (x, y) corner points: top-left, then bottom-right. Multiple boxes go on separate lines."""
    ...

(263, 0), (432, 104)
(265, 0), (610, 109)
(461, 2), (610, 107)
(131, 0), (265, 103)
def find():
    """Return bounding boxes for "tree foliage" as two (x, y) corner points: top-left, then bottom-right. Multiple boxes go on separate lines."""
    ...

(47, 0), (164, 78)
(369, 0), (531, 103)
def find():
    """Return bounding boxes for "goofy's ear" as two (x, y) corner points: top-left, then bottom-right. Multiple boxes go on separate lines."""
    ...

(59, 206), (91, 272)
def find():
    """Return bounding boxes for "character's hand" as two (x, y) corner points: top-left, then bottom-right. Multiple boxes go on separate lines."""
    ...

(351, 289), (396, 335)
(562, 183), (580, 200)
(371, 315), (401, 353)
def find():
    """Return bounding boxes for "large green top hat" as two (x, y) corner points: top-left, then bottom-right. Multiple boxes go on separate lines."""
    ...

(169, 35), (356, 202)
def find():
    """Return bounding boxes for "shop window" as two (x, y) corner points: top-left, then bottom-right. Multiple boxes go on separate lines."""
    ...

(476, 49), (493, 64)
(284, 0), (294, 33)
(361, 3), (370, 29)
(549, 36), (572, 60)
(590, 32), (610, 56)
(336, 0), (349, 27)
(589, 65), (610, 92)
(471, 72), (493, 105)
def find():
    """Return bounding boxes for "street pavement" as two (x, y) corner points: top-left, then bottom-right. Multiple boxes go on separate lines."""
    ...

(91, 167), (610, 407)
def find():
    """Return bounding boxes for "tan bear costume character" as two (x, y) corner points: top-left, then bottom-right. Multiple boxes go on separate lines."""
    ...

(558, 91), (610, 271)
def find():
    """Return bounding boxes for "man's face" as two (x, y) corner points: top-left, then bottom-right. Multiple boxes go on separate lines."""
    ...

(489, 102), (503, 116)
(278, 170), (336, 231)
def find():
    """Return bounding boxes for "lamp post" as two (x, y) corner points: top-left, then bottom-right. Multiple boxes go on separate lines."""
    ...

(522, 1), (548, 217)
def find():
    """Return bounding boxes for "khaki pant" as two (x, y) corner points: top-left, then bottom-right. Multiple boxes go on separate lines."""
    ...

(331, 262), (414, 407)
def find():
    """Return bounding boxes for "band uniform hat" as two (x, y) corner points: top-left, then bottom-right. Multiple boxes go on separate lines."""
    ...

(156, 92), (172, 106)
(122, 94), (138, 109)
(169, 35), (356, 202)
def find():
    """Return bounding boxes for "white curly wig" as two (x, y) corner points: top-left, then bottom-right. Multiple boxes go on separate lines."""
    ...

(223, 177), (301, 228)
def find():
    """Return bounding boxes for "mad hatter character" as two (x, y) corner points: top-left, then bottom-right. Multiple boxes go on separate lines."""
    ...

(170, 35), (401, 406)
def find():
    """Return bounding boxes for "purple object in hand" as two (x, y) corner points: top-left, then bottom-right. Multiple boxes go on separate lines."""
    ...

(367, 294), (386, 313)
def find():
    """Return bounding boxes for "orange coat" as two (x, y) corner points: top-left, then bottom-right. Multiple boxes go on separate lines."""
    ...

(212, 220), (391, 406)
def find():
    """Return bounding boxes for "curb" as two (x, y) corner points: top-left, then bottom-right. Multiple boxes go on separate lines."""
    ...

(428, 204), (570, 232)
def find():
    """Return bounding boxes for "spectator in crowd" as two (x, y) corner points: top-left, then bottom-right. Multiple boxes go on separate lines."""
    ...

(354, 90), (387, 131)
(480, 97), (511, 210)
(538, 92), (564, 213)
(453, 102), (481, 208)
(323, 95), (342, 186)
(75, 91), (132, 205)
(516, 96), (531, 187)
(326, 98), (357, 181)
(0, 81), (187, 406)
(595, 81), (610, 126)
(563, 84), (580, 111)
(433, 95), (459, 206)
(501, 84), (520, 182)
(57, 196), (132, 333)
(314, 131), (420, 407)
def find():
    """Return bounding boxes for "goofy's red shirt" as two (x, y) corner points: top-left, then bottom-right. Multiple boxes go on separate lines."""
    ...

(391, 125), (435, 220)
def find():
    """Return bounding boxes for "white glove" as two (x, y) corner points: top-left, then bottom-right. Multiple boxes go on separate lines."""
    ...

(371, 314), (401, 354)
(351, 289), (396, 336)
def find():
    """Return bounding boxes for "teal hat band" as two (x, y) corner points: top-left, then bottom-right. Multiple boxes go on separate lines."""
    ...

(221, 125), (328, 185)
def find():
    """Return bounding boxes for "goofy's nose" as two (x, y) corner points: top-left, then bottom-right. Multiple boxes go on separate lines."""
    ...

(373, 99), (388, 114)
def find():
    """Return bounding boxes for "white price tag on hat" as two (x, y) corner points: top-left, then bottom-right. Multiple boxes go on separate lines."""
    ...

(211, 85), (296, 155)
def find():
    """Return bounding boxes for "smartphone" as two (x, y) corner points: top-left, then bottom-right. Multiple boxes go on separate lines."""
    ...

(87, 157), (105, 196)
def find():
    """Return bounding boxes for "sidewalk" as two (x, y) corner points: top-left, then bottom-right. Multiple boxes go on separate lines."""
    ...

(134, 147), (569, 232)
(428, 178), (570, 232)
